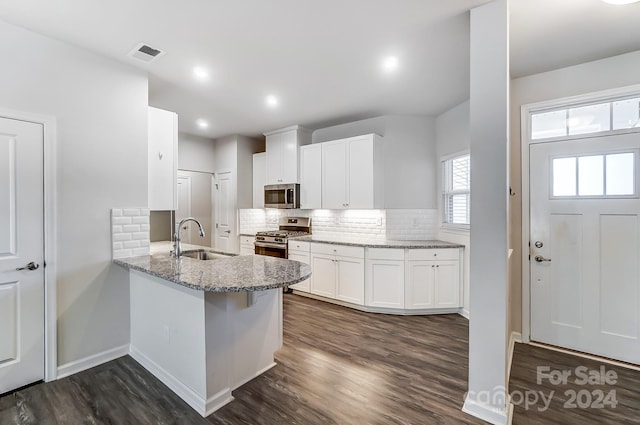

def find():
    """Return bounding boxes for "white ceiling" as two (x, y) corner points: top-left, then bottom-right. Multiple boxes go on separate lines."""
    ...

(1, 0), (639, 139)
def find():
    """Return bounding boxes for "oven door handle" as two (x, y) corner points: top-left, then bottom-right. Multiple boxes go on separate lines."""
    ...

(254, 242), (288, 250)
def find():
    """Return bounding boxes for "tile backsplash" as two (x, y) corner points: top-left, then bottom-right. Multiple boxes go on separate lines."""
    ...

(111, 208), (151, 258)
(239, 208), (438, 241)
(385, 209), (438, 240)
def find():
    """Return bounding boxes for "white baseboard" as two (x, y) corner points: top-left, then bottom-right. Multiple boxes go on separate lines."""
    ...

(57, 344), (129, 379)
(507, 331), (522, 378)
(232, 362), (277, 391)
(458, 308), (470, 320)
(463, 395), (511, 425)
(130, 345), (233, 417)
(292, 291), (460, 315)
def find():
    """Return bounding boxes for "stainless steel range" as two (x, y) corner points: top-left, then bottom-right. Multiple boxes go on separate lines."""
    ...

(254, 217), (311, 258)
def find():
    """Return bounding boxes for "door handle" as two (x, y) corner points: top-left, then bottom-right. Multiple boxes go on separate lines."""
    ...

(225, 230), (231, 233)
(16, 261), (40, 271)
(534, 255), (551, 263)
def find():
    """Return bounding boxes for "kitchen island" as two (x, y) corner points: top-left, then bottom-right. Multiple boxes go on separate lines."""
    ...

(114, 245), (311, 417)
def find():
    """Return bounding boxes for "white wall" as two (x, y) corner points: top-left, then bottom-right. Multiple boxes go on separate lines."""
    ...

(178, 132), (216, 173)
(312, 115), (438, 209)
(436, 100), (471, 316)
(236, 136), (263, 209)
(464, 1), (510, 423)
(509, 49), (640, 334)
(0, 21), (148, 366)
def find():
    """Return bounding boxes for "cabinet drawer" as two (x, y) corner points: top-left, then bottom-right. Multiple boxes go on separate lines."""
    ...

(311, 243), (364, 259)
(288, 240), (310, 252)
(240, 235), (255, 245)
(367, 248), (404, 261)
(407, 248), (460, 261)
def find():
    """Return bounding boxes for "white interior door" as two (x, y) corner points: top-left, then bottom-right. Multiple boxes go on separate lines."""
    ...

(176, 174), (192, 244)
(530, 133), (640, 364)
(0, 117), (45, 394)
(215, 172), (234, 253)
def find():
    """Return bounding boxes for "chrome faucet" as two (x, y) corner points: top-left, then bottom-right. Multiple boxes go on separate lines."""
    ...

(173, 217), (205, 258)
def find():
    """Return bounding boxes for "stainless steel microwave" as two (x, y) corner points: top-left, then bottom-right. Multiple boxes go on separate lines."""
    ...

(264, 183), (300, 209)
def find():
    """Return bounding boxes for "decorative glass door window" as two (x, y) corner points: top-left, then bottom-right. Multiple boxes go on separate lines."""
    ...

(551, 151), (637, 198)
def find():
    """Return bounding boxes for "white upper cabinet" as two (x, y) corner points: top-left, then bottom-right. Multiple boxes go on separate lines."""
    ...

(148, 106), (178, 210)
(299, 144), (322, 209)
(252, 152), (266, 208)
(321, 134), (383, 209)
(264, 125), (311, 184)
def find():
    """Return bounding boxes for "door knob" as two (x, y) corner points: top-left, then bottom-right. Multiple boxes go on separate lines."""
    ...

(16, 261), (40, 271)
(534, 255), (551, 263)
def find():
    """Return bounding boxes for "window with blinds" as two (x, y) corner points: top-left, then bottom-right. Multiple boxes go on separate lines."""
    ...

(442, 153), (470, 227)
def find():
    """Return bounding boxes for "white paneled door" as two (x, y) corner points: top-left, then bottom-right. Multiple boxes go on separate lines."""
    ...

(215, 172), (234, 253)
(0, 117), (45, 393)
(530, 133), (640, 364)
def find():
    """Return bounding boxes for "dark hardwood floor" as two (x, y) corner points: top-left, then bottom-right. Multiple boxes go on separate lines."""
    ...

(510, 342), (640, 424)
(4, 295), (640, 424)
(0, 294), (483, 425)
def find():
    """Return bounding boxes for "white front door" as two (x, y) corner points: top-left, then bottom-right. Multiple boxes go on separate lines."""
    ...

(176, 174), (192, 244)
(0, 117), (45, 394)
(530, 133), (640, 364)
(215, 172), (234, 253)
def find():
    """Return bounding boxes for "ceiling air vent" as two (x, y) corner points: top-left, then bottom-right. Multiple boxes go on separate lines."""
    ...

(128, 42), (166, 63)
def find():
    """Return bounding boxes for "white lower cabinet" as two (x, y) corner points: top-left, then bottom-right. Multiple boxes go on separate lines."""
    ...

(302, 243), (462, 314)
(310, 243), (364, 303)
(310, 254), (337, 298)
(405, 249), (461, 309)
(239, 235), (255, 256)
(365, 248), (405, 308)
(336, 257), (364, 304)
(288, 240), (310, 292)
(433, 261), (460, 308)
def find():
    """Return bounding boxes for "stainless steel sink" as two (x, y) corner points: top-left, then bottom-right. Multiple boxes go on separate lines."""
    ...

(181, 250), (232, 260)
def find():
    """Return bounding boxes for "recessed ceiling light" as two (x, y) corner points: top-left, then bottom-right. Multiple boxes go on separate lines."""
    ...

(266, 95), (279, 107)
(196, 119), (209, 129)
(602, 0), (640, 4)
(381, 56), (399, 72)
(193, 66), (209, 81)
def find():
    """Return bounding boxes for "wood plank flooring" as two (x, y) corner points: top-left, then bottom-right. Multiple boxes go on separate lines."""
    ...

(0, 294), (482, 424)
(510, 342), (640, 424)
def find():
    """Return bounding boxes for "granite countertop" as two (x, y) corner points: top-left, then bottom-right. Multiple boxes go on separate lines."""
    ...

(291, 235), (464, 249)
(114, 242), (311, 293)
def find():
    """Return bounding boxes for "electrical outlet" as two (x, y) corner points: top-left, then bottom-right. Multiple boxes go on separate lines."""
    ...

(412, 218), (419, 227)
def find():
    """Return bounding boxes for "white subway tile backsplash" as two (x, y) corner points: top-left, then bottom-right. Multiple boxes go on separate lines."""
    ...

(111, 208), (150, 258)
(385, 209), (438, 240)
(112, 216), (132, 226)
(132, 216), (149, 225)
(123, 240), (140, 249)
(123, 224), (141, 233)
(132, 232), (149, 241)
(133, 247), (150, 256)
(239, 208), (440, 241)
(114, 249), (133, 258)
(113, 233), (132, 242)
